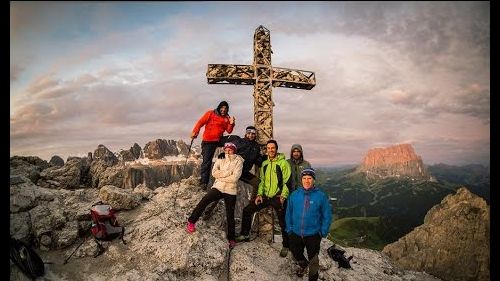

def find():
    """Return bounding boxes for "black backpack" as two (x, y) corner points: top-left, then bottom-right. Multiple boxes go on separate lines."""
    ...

(10, 238), (45, 279)
(327, 245), (353, 269)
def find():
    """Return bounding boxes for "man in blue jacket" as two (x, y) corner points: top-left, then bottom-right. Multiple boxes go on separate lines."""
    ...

(285, 168), (332, 280)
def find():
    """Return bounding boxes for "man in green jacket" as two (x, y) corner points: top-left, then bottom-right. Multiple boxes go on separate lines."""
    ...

(236, 139), (291, 257)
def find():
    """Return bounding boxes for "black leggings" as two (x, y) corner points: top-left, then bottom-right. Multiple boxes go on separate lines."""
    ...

(188, 188), (236, 240)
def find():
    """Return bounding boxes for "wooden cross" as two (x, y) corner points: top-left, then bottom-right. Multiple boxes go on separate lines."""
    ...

(206, 25), (316, 145)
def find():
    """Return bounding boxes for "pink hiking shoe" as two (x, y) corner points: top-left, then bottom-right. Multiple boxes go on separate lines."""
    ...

(229, 240), (237, 249)
(186, 221), (196, 233)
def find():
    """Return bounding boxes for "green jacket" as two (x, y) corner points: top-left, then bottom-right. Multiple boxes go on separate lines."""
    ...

(257, 153), (291, 199)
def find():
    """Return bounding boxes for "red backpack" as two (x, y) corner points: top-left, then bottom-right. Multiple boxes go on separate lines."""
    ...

(90, 202), (125, 243)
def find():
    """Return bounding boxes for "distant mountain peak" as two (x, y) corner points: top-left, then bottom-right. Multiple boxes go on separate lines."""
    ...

(355, 143), (431, 180)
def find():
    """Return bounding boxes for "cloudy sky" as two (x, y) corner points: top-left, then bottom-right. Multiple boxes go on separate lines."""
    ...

(10, 1), (490, 167)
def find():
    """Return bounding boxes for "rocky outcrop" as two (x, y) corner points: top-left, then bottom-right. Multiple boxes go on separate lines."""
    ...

(383, 187), (489, 281)
(356, 144), (430, 180)
(119, 143), (143, 162)
(123, 162), (199, 189)
(38, 157), (91, 189)
(98, 185), (142, 210)
(10, 175), (99, 250)
(49, 155), (64, 167)
(143, 139), (189, 159)
(10, 156), (50, 184)
(93, 144), (119, 166)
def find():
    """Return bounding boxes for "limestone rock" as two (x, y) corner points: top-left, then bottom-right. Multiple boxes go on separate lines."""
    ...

(143, 139), (181, 159)
(49, 155), (65, 167)
(10, 155), (49, 184)
(39, 157), (90, 189)
(93, 144), (119, 166)
(383, 187), (489, 281)
(98, 185), (142, 210)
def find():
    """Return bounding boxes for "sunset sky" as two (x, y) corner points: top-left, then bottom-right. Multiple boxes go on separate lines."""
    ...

(10, 2), (490, 167)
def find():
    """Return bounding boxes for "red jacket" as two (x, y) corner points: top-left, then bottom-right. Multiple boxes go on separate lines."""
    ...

(192, 110), (235, 142)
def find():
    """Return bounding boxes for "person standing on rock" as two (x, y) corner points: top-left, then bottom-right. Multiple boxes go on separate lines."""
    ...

(191, 100), (235, 190)
(285, 168), (332, 280)
(235, 139), (291, 258)
(287, 144), (312, 193)
(186, 142), (243, 249)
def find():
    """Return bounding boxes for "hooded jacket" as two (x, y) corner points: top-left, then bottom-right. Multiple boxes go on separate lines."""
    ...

(285, 186), (332, 237)
(257, 153), (291, 199)
(211, 153), (244, 195)
(221, 135), (263, 177)
(287, 144), (312, 192)
(192, 101), (234, 142)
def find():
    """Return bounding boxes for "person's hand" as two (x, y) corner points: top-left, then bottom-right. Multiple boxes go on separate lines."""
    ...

(229, 116), (235, 124)
(191, 132), (198, 139)
(279, 196), (285, 205)
(255, 195), (263, 205)
(213, 170), (221, 178)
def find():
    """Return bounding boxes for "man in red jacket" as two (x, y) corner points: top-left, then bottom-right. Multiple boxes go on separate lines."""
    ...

(191, 101), (235, 189)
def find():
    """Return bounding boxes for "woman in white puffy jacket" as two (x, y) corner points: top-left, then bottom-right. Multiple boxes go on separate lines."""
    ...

(186, 142), (243, 248)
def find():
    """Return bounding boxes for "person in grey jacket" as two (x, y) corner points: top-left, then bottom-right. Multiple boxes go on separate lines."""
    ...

(287, 144), (312, 192)
(186, 142), (243, 249)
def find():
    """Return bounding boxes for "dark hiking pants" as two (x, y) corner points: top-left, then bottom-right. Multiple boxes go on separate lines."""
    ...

(240, 196), (289, 248)
(289, 233), (322, 281)
(200, 141), (219, 185)
(188, 188), (236, 241)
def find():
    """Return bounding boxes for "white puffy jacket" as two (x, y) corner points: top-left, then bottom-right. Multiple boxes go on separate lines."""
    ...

(211, 154), (244, 195)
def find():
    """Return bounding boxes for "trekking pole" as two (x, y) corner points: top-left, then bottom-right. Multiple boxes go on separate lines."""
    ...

(270, 207), (275, 243)
(174, 138), (195, 210)
(185, 138), (194, 165)
(63, 236), (87, 264)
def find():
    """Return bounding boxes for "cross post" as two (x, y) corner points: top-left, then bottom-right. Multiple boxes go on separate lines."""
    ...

(207, 25), (316, 145)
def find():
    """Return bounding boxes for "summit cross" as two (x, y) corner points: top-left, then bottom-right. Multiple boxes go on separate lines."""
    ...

(206, 25), (316, 145)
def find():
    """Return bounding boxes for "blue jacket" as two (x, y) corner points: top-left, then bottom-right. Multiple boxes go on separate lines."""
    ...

(285, 186), (333, 238)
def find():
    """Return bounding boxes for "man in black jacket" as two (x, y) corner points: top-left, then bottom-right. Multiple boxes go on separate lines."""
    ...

(202, 126), (264, 219)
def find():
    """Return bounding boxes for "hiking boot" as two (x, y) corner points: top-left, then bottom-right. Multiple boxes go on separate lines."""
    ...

(295, 266), (307, 277)
(228, 240), (237, 249)
(186, 222), (196, 233)
(235, 234), (249, 242)
(279, 247), (288, 257)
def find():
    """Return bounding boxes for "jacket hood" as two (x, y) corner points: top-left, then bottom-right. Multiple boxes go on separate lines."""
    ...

(290, 144), (304, 162)
(215, 101), (229, 115)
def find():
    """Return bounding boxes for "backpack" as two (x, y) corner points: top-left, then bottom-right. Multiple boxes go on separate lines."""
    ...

(327, 245), (353, 269)
(90, 202), (125, 243)
(10, 237), (45, 279)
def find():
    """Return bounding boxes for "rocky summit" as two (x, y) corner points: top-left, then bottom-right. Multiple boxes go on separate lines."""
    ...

(10, 176), (442, 281)
(355, 143), (430, 180)
(383, 187), (490, 281)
